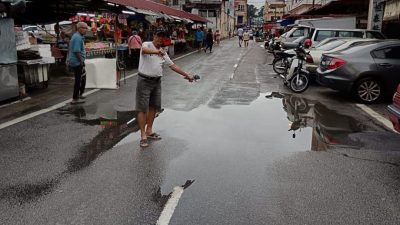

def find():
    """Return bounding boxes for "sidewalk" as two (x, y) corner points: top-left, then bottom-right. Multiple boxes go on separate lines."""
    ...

(0, 49), (195, 126)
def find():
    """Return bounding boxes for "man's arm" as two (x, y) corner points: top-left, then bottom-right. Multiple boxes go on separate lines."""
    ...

(74, 52), (84, 66)
(142, 47), (162, 55)
(169, 64), (194, 82)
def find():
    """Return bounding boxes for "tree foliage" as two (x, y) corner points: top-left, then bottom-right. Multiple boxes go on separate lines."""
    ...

(258, 6), (264, 17)
(247, 4), (257, 19)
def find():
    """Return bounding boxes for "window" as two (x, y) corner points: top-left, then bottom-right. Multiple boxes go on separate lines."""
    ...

(199, 10), (207, 18)
(172, 0), (179, 5)
(208, 10), (216, 17)
(373, 46), (400, 59)
(238, 16), (243, 24)
(290, 28), (305, 38)
(315, 30), (336, 41)
(238, 5), (245, 11)
(337, 31), (363, 38)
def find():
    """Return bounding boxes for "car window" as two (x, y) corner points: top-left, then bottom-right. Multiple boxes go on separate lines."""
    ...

(366, 31), (385, 39)
(337, 31), (363, 38)
(315, 30), (336, 41)
(373, 46), (400, 59)
(291, 28), (305, 38)
(316, 40), (346, 51)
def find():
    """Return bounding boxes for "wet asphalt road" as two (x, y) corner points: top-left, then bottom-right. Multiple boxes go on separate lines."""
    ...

(1, 38), (400, 225)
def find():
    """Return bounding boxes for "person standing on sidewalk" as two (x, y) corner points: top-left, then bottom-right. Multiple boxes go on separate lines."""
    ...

(128, 30), (142, 68)
(136, 29), (194, 148)
(68, 22), (88, 104)
(204, 28), (214, 53)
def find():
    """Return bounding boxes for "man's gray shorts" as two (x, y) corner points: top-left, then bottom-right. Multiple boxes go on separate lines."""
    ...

(135, 75), (162, 112)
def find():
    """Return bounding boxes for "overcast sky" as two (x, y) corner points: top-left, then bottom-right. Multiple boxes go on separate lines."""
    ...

(247, 0), (266, 9)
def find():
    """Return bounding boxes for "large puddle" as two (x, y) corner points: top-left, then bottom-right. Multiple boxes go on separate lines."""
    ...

(2, 93), (369, 204)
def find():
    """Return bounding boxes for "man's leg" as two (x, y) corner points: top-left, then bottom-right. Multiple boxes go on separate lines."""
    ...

(137, 111), (147, 140)
(72, 66), (81, 100)
(145, 107), (156, 135)
(80, 67), (86, 97)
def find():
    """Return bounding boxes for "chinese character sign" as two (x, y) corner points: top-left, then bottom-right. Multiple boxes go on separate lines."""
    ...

(371, 0), (385, 31)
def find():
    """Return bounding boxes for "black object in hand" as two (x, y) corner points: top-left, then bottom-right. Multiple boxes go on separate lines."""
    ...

(193, 75), (200, 81)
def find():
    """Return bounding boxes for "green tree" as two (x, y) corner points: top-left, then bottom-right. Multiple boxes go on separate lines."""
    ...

(247, 4), (257, 19)
(258, 6), (264, 18)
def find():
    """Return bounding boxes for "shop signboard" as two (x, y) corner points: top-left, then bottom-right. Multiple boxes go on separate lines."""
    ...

(371, 0), (385, 31)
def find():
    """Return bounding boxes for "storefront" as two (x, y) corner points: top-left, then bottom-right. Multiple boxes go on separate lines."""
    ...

(383, 0), (400, 38)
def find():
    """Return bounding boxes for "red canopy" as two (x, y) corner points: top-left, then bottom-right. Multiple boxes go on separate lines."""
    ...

(108, 0), (208, 23)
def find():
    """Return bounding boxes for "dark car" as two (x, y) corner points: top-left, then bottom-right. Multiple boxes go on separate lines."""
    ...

(388, 84), (400, 133)
(316, 40), (400, 103)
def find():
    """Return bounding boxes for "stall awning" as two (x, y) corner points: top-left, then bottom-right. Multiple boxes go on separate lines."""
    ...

(13, 0), (121, 24)
(126, 6), (159, 17)
(107, 0), (208, 23)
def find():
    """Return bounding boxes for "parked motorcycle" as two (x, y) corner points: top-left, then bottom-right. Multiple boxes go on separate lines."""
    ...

(284, 44), (311, 93)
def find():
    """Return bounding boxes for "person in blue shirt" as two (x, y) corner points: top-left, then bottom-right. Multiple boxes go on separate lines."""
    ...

(195, 27), (204, 52)
(67, 22), (88, 104)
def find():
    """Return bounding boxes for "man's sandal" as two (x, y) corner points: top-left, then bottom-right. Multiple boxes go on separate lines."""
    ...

(140, 139), (149, 148)
(147, 133), (162, 140)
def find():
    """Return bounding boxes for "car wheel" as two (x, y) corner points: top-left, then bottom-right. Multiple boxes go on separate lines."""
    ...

(354, 78), (383, 104)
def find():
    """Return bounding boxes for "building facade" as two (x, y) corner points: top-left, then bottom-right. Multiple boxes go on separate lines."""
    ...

(264, 1), (286, 22)
(235, 0), (247, 26)
(185, 0), (235, 38)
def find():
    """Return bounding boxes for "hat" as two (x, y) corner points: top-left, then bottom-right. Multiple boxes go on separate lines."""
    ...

(77, 22), (88, 29)
(155, 28), (169, 37)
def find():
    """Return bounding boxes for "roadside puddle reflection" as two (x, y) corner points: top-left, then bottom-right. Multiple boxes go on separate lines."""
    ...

(266, 92), (366, 150)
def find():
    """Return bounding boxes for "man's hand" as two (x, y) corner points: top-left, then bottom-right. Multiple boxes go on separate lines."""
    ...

(185, 75), (194, 82)
(158, 48), (166, 57)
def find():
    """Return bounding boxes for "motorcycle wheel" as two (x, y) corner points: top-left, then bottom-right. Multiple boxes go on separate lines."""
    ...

(289, 73), (309, 93)
(273, 58), (288, 75)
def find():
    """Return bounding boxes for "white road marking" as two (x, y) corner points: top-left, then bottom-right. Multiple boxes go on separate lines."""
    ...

(0, 51), (198, 131)
(356, 104), (396, 132)
(234, 64), (238, 68)
(156, 186), (185, 225)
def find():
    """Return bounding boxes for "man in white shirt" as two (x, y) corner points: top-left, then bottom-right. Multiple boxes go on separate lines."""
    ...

(136, 29), (194, 148)
(237, 26), (244, 47)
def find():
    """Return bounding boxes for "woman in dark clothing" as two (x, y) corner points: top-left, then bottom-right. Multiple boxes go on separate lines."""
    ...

(204, 28), (214, 53)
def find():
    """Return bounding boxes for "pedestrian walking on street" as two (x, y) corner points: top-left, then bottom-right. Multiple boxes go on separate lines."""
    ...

(136, 29), (194, 148)
(243, 30), (250, 48)
(195, 27), (204, 52)
(128, 30), (143, 68)
(214, 29), (221, 45)
(68, 22), (88, 104)
(204, 28), (214, 53)
(237, 26), (244, 47)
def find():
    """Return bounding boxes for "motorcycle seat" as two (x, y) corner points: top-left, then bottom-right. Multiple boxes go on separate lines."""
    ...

(275, 52), (296, 58)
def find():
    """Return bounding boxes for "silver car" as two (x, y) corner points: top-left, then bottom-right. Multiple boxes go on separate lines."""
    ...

(316, 40), (400, 104)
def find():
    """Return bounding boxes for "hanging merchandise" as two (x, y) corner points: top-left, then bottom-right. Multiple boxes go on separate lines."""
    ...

(91, 21), (97, 33)
(118, 14), (128, 26)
